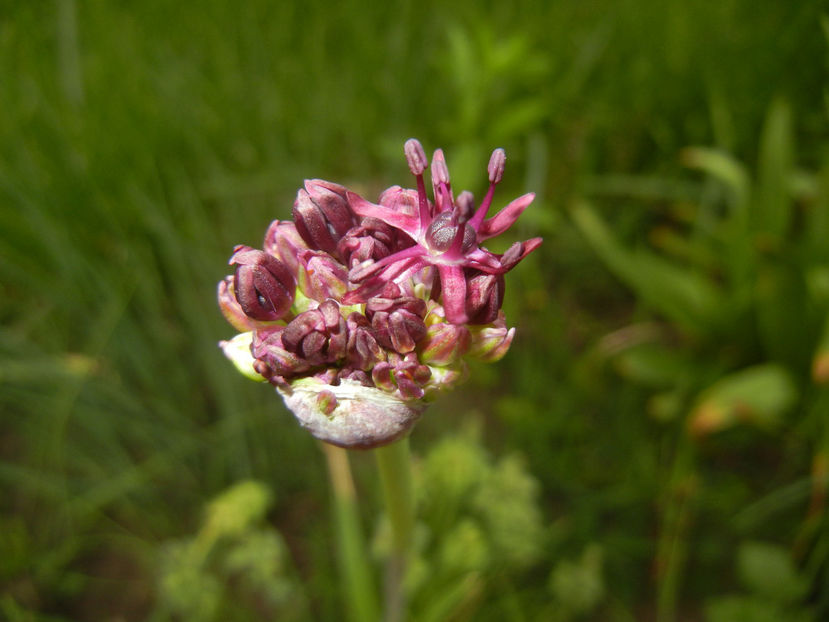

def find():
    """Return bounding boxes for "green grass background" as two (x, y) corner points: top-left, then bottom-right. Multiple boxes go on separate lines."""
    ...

(1, 1), (827, 620)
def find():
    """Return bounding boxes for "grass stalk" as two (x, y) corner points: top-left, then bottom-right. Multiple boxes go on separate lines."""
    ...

(374, 436), (415, 622)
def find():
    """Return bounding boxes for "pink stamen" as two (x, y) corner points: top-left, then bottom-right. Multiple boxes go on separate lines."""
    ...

(487, 148), (506, 184)
(405, 139), (433, 227)
(415, 174), (431, 229)
(468, 148), (506, 230)
(431, 149), (454, 212)
(468, 183), (496, 231)
(404, 139), (427, 175)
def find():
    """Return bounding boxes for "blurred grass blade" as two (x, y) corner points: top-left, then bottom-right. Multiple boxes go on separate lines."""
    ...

(755, 262), (813, 373)
(755, 98), (794, 240)
(737, 541), (808, 603)
(687, 364), (798, 437)
(681, 146), (749, 212)
(571, 200), (724, 335)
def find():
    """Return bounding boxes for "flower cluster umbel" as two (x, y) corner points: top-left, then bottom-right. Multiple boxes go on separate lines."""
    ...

(219, 139), (541, 448)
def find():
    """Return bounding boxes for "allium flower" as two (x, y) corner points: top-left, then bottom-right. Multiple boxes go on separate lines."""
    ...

(218, 139), (541, 448)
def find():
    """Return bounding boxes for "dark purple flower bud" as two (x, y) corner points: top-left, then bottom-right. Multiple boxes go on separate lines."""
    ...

(218, 276), (258, 332)
(465, 270), (505, 325)
(345, 312), (385, 370)
(336, 217), (401, 269)
(251, 327), (312, 382)
(292, 180), (357, 257)
(297, 250), (349, 301)
(263, 220), (308, 274)
(364, 283), (428, 353)
(281, 299), (347, 365)
(370, 310), (427, 354)
(384, 352), (432, 400)
(364, 282), (427, 318)
(230, 246), (295, 321)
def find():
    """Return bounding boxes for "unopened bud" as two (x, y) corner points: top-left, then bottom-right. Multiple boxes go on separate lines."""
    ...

(370, 310), (427, 354)
(298, 250), (349, 301)
(218, 277), (257, 332)
(467, 323), (515, 362)
(346, 312), (385, 370)
(465, 271), (505, 325)
(304, 180), (357, 238)
(263, 220), (308, 274)
(250, 327), (313, 380)
(419, 321), (471, 365)
(282, 300), (347, 365)
(337, 217), (398, 268)
(230, 246), (295, 321)
(293, 181), (357, 256)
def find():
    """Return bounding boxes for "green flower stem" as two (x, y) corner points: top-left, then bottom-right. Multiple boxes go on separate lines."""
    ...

(322, 442), (379, 622)
(374, 436), (415, 622)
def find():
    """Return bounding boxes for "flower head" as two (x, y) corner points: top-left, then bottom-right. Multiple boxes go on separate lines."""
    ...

(218, 139), (541, 448)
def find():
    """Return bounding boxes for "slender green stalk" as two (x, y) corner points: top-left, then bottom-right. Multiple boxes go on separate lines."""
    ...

(656, 441), (697, 622)
(374, 436), (415, 622)
(322, 442), (379, 622)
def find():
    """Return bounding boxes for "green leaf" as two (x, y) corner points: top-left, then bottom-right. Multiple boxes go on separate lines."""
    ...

(202, 480), (274, 542)
(705, 596), (806, 622)
(688, 364), (798, 437)
(548, 544), (605, 616)
(572, 200), (725, 335)
(755, 98), (794, 240)
(613, 343), (695, 389)
(682, 147), (750, 212)
(755, 261), (814, 372)
(737, 541), (808, 604)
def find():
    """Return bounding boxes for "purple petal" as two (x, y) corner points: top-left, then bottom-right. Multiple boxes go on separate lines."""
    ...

(437, 264), (468, 324)
(347, 191), (421, 235)
(341, 256), (427, 304)
(499, 237), (543, 270)
(347, 245), (426, 283)
(477, 193), (535, 241)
